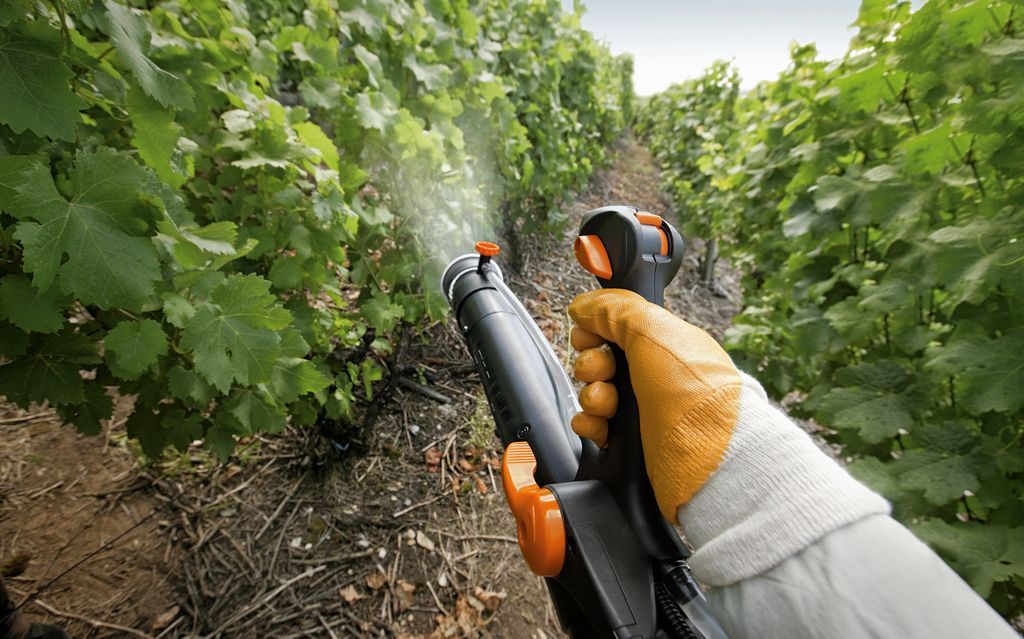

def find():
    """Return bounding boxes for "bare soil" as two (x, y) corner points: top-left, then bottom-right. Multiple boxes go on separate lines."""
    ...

(0, 134), (743, 638)
(0, 399), (178, 638)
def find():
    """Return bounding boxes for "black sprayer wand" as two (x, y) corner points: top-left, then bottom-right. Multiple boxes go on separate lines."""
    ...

(442, 206), (727, 639)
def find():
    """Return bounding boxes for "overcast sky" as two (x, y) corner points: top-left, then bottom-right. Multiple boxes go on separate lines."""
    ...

(568, 1), (864, 94)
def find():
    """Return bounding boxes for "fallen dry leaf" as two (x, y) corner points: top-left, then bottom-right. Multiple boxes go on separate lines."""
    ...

(473, 587), (507, 612)
(396, 579), (417, 611)
(457, 459), (475, 473)
(424, 447), (442, 472)
(429, 596), (481, 638)
(473, 476), (488, 495)
(365, 571), (388, 590)
(340, 584), (365, 604)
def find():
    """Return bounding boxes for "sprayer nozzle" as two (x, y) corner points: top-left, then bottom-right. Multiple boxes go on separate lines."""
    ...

(475, 241), (500, 257)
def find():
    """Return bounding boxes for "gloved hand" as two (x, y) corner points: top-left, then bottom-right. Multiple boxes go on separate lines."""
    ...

(568, 288), (889, 587)
(568, 288), (743, 521)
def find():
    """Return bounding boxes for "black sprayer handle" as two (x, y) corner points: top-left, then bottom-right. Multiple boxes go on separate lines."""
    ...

(574, 206), (687, 560)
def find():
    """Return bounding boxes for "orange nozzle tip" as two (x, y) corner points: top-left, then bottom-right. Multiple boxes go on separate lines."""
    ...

(475, 241), (500, 257)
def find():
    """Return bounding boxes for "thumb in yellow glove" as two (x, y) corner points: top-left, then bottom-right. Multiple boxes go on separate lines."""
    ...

(568, 288), (743, 522)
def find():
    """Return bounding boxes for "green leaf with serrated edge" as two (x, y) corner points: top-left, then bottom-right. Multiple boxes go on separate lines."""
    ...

(227, 389), (286, 434)
(819, 389), (914, 443)
(162, 293), (195, 328)
(209, 274), (292, 329)
(167, 365), (214, 408)
(814, 175), (861, 212)
(56, 384), (114, 436)
(101, 0), (194, 110)
(912, 520), (1024, 598)
(898, 450), (982, 505)
(104, 319), (167, 380)
(180, 304), (281, 393)
(0, 28), (86, 140)
(355, 92), (398, 132)
(0, 155), (35, 210)
(205, 421), (239, 462)
(269, 255), (304, 290)
(293, 121), (339, 171)
(403, 53), (447, 90)
(271, 358), (329, 403)
(833, 61), (886, 113)
(161, 409), (203, 452)
(279, 328), (310, 358)
(179, 275), (288, 393)
(362, 292), (404, 332)
(0, 0), (34, 26)
(847, 457), (901, 500)
(898, 123), (957, 175)
(926, 329), (1024, 415)
(353, 44), (383, 88)
(126, 85), (185, 187)
(181, 222), (237, 254)
(0, 321), (28, 358)
(126, 407), (164, 457)
(0, 332), (98, 408)
(0, 274), (66, 333)
(10, 150), (161, 311)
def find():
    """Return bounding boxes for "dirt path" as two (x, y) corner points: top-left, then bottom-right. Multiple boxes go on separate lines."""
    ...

(0, 134), (742, 638)
(0, 400), (177, 637)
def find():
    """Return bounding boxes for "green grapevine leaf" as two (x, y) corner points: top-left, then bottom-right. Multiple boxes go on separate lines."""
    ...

(0, 28), (86, 140)
(899, 450), (982, 506)
(127, 85), (187, 188)
(0, 321), (28, 358)
(898, 123), (957, 175)
(833, 61), (886, 113)
(227, 389), (286, 433)
(205, 417), (241, 462)
(0, 274), (66, 333)
(816, 361), (918, 443)
(293, 121), (339, 171)
(161, 408), (203, 452)
(101, 0), (194, 110)
(814, 176), (861, 211)
(271, 358), (330, 403)
(167, 365), (215, 408)
(926, 329), (1024, 415)
(355, 91), (398, 132)
(0, 332), (98, 407)
(180, 275), (290, 393)
(56, 385), (114, 436)
(912, 519), (1024, 598)
(10, 149), (161, 311)
(104, 318), (168, 380)
(0, 154), (35, 210)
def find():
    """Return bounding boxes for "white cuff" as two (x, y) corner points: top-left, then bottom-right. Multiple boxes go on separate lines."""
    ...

(678, 373), (890, 587)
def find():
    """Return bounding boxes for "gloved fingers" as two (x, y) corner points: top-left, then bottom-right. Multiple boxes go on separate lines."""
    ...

(568, 288), (655, 348)
(571, 326), (605, 351)
(578, 380), (617, 418)
(574, 343), (615, 383)
(571, 413), (608, 448)
(569, 288), (740, 391)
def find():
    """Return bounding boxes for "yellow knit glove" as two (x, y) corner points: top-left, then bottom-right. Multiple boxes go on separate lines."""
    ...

(568, 289), (743, 522)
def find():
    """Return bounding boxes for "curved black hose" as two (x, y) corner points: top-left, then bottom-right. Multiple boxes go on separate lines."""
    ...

(655, 581), (698, 639)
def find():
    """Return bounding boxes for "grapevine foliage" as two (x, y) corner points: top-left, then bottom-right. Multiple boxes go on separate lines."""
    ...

(640, 0), (1024, 617)
(0, 1), (632, 461)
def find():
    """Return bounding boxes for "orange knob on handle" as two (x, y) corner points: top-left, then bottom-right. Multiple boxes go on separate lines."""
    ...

(475, 241), (500, 256)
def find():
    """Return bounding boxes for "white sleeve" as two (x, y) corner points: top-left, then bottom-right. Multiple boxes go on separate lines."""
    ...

(675, 373), (1019, 639)
(705, 514), (1020, 639)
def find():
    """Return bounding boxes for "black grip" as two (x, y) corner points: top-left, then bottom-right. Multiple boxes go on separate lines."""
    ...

(575, 206), (688, 561)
